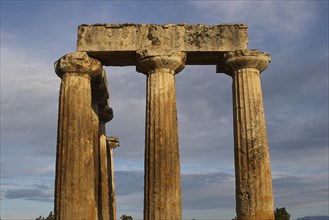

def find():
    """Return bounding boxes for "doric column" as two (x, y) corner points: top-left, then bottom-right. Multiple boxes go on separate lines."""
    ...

(106, 136), (120, 220)
(99, 105), (114, 220)
(137, 51), (186, 220)
(54, 52), (102, 220)
(224, 50), (274, 220)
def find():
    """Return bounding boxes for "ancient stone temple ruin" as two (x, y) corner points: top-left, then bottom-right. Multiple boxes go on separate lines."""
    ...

(54, 23), (274, 220)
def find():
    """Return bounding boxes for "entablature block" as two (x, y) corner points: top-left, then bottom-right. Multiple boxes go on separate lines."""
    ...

(77, 23), (248, 66)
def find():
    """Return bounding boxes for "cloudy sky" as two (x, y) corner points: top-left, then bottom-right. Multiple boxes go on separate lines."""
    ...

(1, 1), (328, 219)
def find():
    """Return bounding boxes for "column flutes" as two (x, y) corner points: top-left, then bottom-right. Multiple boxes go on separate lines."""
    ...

(99, 105), (114, 220)
(224, 50), (274, 220)
(137, 51), (186, 220)
(54, 52), (103, 220)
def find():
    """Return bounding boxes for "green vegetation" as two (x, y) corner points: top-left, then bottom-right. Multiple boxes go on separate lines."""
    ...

(36, 211), (54, 220)
(120, 214), (133, 220)
(274, 207), (291, 220)
(37, 208), (290, 220)
(36, 212), (134, 220)
(231, 207), (290, 220)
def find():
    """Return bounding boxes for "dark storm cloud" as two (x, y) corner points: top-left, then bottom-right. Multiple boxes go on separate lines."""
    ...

(4, 184), (53, 202)
(105, 67), (146, 159)
(115, 171), (328, 211)
(183, 194), (235, 210)
(115, 171), (144, 196)
(175, 66), (235, 168)
(1, 0), (328, 218)
(181, 172), (236, 209)
(268, 119), (328, 151)
(115, 170), (236, 210)
(273, 175), (329, 208)
(115, 171), (233, 195)
(262, 55), (328, 111)
(107, 66), (236, 168)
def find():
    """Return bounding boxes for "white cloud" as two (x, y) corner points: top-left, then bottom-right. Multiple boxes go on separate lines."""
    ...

(1, 46), (59, 147)
(0, 44), (58, 213)
(0, 32), (17, 42)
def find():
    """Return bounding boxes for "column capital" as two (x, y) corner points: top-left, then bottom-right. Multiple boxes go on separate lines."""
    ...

(54, 52), (103, 78)
(224, 49), (271, 75)
(98, 105), (113, 123)
(136, 50), (186, 75)
(106, 136), (120, 150)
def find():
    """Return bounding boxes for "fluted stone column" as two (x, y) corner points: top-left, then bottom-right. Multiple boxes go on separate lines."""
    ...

(54, 52), (102, 220)
(224, 50), (274, 220)
(106, 136), (120, 220)
(99, 106), (114, 220)
(137, 51), (186, 220)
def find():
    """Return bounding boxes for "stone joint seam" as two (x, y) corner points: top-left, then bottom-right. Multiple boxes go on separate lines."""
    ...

(61, 72), (92, 80)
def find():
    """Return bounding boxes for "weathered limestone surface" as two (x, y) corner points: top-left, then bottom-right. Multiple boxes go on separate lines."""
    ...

(137, 51), (185, 220)
(106, 136), (120, 220)
(93, 103), (101, 220)
(99, 105), (114, 220)
(224, 50), (274, 220)
(77, 23), (248, 66)
(54, 23), (275, 220)
(54, 52), (103, 220)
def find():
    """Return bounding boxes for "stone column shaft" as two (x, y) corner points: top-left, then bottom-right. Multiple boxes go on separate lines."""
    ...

(99, 120), (108, 219)
(137, 52), (186, 220)
(225, 50), (274, 220)
(98, 106), (114, 220)
(54, 52), (102, 220)
(107, 136), (120, 220)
